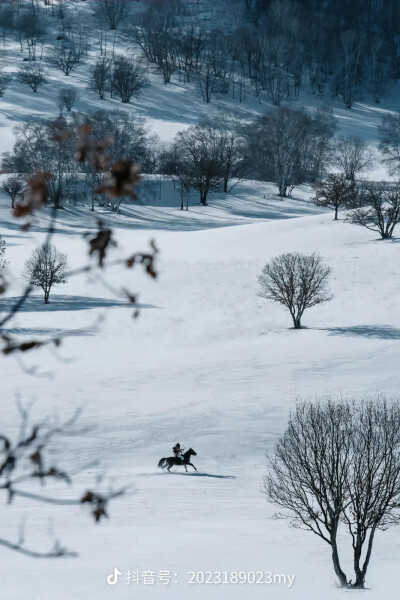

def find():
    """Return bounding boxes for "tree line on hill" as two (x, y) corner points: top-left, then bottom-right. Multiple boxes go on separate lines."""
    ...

(3, 105), (400, 232)
(1, 0), (400, 108)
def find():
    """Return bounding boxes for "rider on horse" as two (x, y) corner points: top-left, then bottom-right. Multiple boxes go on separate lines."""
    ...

(173, 443), (184, 462)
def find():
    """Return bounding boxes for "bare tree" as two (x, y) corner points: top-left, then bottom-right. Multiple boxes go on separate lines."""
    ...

(379, 113), (400, 176)
(265, 399), (352, 587)
(202, 113), (247, 193)
(111, 56), (149, 103)
(2, 119), (76, 209)
(332, 137), (374, 181)
(175, 24), (206, 83)
(160, 144), (192, 211)
(23, 243), (69, 303)
(16, 12), (45, 60)
(1, 175), (26, 209)
(197, 60), (218, 103)
(91, 55), (112, 99)
(338, 30), (366, 109)
(265, 397), (400, 589)
(130, 4), (177, 84)
(58, 86), (77, 112)
(367, 33), (389, 104)
(173, 124), (224, 206)
(47, 44), (82, 76)
(248, 107), (334, 197)
(348, 181), (400, 239)
(94, 0), (130, 31)
(312, 173), (357, 220)
(18, 63), (48, 93)
(342, 398), (400, 588)
(305, 17), (333, 97)
(258, 252), (332, 329)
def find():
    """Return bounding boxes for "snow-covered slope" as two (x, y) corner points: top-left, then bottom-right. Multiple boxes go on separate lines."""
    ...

(1, 1), (400, 598)
(1, 195), (400, 599)
(0, 0), (399, 179)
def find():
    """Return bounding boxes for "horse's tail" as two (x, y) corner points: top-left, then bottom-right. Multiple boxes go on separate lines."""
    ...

(158, 458), (167, 469)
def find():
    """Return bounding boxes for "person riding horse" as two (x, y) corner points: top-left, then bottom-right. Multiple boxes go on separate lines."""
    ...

(172, 443), (185, 462)
(158, 445), (197, 472)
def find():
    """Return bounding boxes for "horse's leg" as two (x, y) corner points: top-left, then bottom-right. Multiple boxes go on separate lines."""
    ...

(188, 462), (197, 471)
(168, 458), (178, 472)
(184, 464), (188, 472)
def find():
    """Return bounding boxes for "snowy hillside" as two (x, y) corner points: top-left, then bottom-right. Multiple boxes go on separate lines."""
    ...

(1, 1), (400, 599)
(2, 198), (400, 599)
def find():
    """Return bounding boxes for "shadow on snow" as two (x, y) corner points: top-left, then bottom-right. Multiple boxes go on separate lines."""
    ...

(325, 325), (400, 340)
(0, 295), (158, 313)
(167, 472), (236, 479)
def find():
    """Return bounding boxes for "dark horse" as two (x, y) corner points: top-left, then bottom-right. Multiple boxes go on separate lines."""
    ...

(158, 448), (197, 473)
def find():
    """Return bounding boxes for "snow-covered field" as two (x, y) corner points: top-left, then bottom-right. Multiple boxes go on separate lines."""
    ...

(2, 189), (400, 600)
(1, 1), (400, 598)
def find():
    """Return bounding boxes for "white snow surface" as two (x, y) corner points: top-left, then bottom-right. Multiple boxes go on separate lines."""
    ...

(1, 186), (400, 600)
(1, 1), (400, 598)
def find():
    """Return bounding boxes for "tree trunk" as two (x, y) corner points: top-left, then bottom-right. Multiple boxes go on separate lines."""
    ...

(334, 205), (339, 220)
(352, 527), (376, 589)
(353, 539), (364, 588)
(279, 183), (287, 198)
(44, 290), (49, 304)
(200, 190), (208, 206)
(291, 312), (302, 329)
(331, 539), (348, 587)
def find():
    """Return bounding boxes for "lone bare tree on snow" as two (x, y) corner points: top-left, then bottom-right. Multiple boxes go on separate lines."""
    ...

(23, 243), (69, 303)
(265, 397), (400, 589)
(258, 252), (332, 329)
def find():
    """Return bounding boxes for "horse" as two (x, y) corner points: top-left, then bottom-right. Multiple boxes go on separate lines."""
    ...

(158, 448), (197, 473)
